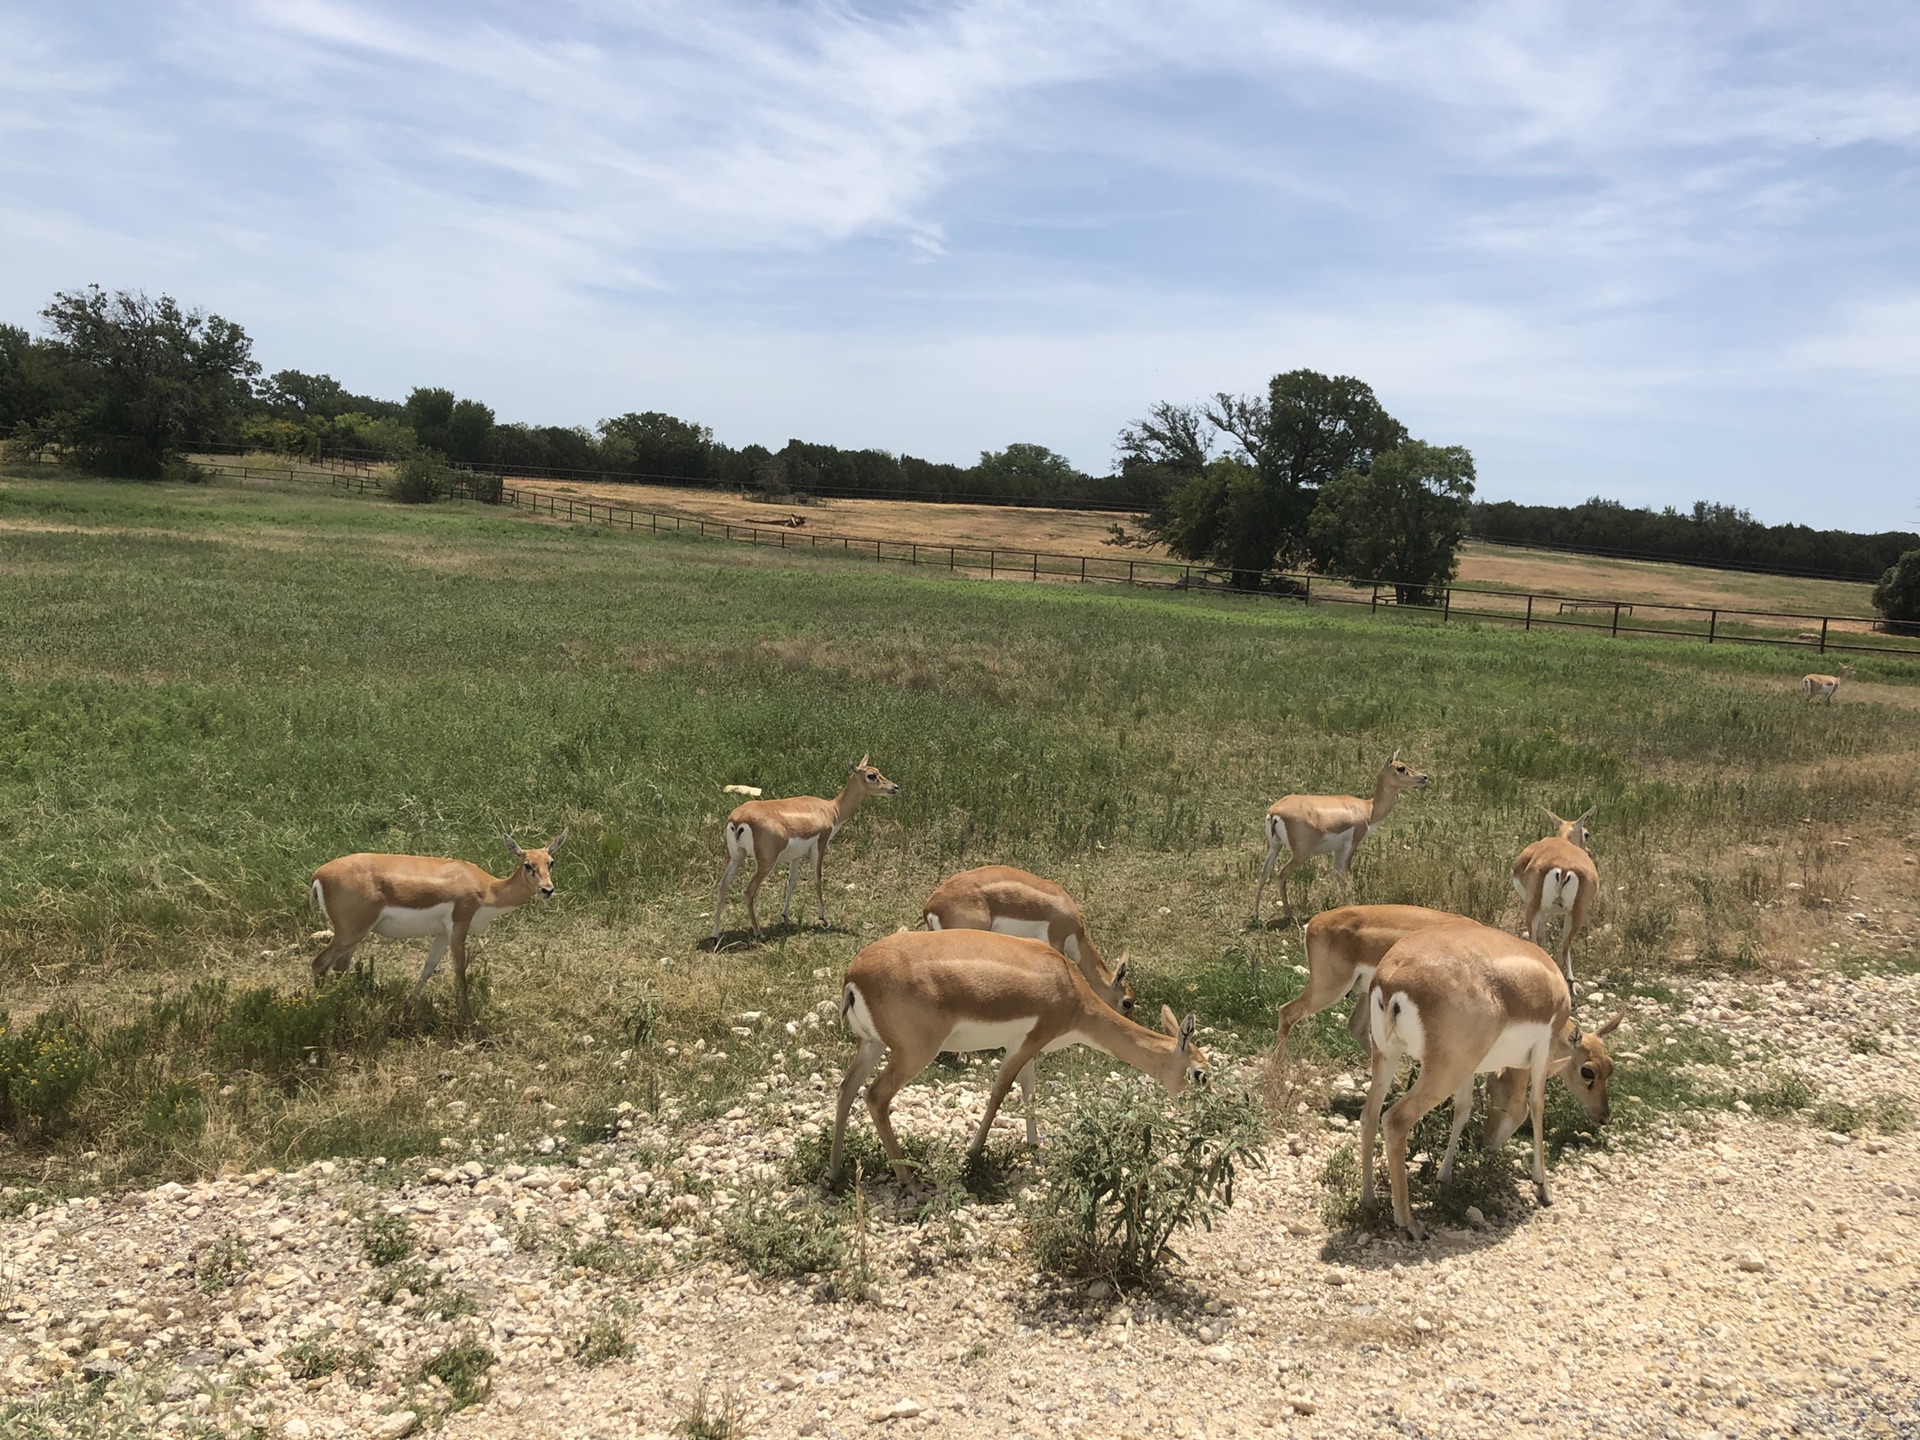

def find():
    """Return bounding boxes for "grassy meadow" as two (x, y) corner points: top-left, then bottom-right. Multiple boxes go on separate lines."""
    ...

(1, 470), (1916, 1193)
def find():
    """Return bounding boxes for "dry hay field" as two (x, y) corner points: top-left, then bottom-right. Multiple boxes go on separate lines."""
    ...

(512, 476), (1881, 622)
(0, 469), (1915, 1439)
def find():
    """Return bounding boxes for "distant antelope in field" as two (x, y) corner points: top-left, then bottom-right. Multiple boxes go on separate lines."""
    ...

(1358, 922), (1598, 1239)
(923, 865), (1134, 1143)
(710, 756), (899, 943)
(309, 831), (568, 1020)
(1801, 663), (1854, 705)
(829, 930), (1206, 1186)
(1511, 807), (1598, 988)
(1275, 903), (1475, 1050)
(1252, 753), (1430, 921)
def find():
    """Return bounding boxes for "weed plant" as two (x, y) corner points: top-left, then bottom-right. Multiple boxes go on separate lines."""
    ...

(1025, 1078), (1265, 1284)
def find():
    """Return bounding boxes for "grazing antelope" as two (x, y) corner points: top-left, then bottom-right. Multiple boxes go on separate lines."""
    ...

(1801, 664), (1854, 705)
(309, 831), (568, 1020)
(710, 756), (899, 943)
(1276, 904), (1475, 1050)
(924, 865), (1134, 1143)
(1511, 807), (1598, 988)
(1483, 1011), (1622, 1149)
(1252, 753), (1430, 921)
(829, 930), (1207, 1186)
(1357, 922), (1581, 1239)
(924, 866), (1132, 1013)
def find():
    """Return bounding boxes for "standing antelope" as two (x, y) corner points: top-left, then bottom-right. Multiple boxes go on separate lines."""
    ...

(1276, 903), (1474, 1050)
(1252, 753), (1430, 921)
(710, 756), (899, 943)
(309, 831), (568, 1020)
(1511, 807), (1598, 988)
(1801, 664), (1854, 705)
(829, 930), (1207, 1186)
(923, 865), (1134, 1143)
(1358, 921), (1587, 1239)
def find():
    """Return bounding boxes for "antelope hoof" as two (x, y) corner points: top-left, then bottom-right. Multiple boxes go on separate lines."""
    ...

(1400, 1214), (1426, 1242)
(1533, 1181), (1551, 1208)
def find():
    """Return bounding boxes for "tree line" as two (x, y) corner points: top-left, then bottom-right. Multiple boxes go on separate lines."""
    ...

(0, 286), (1145, 508)
(3, 285), (1913, 612)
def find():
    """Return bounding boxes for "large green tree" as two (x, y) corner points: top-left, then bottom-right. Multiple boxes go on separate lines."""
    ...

(1126, 370), (1408, 581)
(1873, 548), (1920, 635)
(36, 286), (258, 476)
(1306, 440), (1476, 604)
(971, 443), (1088, 499)
(598, 411), (714, 479)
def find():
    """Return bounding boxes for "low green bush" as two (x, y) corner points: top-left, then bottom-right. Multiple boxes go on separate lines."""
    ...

(721, 1187), (846, 1277)
(0, 1015), (93, 1132)
(390, 452), (453, 504)
(1024, 1078), (1265, 1285)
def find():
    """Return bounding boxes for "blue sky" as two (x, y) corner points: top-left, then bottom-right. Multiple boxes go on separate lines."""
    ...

(3, 1), (1917, 528)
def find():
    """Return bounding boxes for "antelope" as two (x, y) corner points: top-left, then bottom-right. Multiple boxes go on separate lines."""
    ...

(829, 929), (1207, 1187)
(309, 831), (568, 1020)
(1801, 664), (1854, 705)
(710, 756), (899, 943)
(1276, 903), (1475, 1050)
(1252, 753), (1430, 921)
(924, 866), (1132, 1013)
(1358, 921), (1590, 1239)
(924, 865), (1134, 1143)
(1511, 807), (1598, 988)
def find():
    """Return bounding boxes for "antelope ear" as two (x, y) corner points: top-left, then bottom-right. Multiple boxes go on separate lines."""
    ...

(1574, 806), (1596, 826)
(1596, 1011), (1624, 1038)
(546, 828), (570, 855)
(860, 752), (870, 767)
(1179, 1013), (1200, 1049)
(1566, 1020), (1585, 1047)
(503, 834), (526, 859)
(1160, 1004), (1180, 1038)
(1542, 806), (1565, 825)
(1388, 749), (1400, 764)
(1112, 955), (1129, 984)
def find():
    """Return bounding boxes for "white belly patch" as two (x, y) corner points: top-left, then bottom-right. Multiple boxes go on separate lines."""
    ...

(1476, 1021), (1551, 1075)
(776, 835), (819, 864)
(988, 916), (1053, 944)
(372, 903), (454, 940)
(943, 1017), (1040, 1055)
(1311, 827), (1352, 857)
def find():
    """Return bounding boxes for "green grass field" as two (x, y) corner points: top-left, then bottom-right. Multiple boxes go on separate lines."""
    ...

(1, 471), (1914, 1189)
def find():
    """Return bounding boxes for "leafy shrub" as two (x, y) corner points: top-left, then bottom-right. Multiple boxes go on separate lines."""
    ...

(362, 1214), (416, 1267)
(415, 1341), (494, 1411)
(1743, 1072), (1815, 1118)
(0, 1014), (94, 1132)
(722, 1187), (846, 1277)
(465, 472), (504, 504)
(568, 1314), (633, 1367)
(391, 452), (453, 504)
(1024, 1079), (1264, 1285)
(196, 1235), (250, 1293)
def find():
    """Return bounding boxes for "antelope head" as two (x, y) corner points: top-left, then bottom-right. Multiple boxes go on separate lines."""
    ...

(1156, 1005), (1209, 1093)
(1558, 1011), (1623, 1124)
(1107, 954), (1137, 1017)
(847, 754), (901, 798)
(1544, 806), (1596, 849)
(504, 829), (568, 899)
(1380, 750), (1431, 793)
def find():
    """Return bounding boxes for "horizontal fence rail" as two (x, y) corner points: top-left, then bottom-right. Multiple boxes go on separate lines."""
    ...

(136, 454), (1920, 664)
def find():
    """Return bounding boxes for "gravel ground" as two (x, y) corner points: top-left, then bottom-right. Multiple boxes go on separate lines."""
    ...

(2, 971), (1915, 1440)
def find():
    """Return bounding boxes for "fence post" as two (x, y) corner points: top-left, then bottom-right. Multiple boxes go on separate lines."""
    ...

(1303, 575), (1311, 605)
(1032, 552), (1038, 580)
(1370, 583), (1380, 614)
(949, 547), (955, 570)
(1128, 561), (1135, 585)
(1443, 587), (1451, 623)
(1708, 609), (1716, 643)
(911, 543), (918, 565)
(1819, 617), (1829, 654)
(1612, 603), (1621, 637)
(1525, 595), (1533, 631)
(990, 550), (996, 577)
(1080, 556), (1086, 584)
